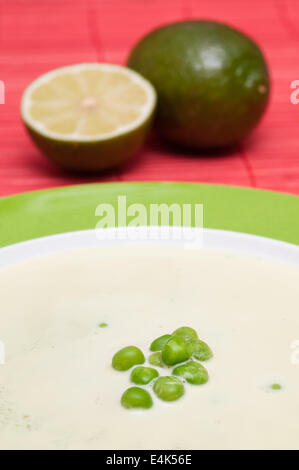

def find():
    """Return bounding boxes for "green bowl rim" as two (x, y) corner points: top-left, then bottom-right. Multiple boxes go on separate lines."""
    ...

(0, 182), (298, 248)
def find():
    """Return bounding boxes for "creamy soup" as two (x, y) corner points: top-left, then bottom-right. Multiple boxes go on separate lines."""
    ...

(0, 245), (299, 450)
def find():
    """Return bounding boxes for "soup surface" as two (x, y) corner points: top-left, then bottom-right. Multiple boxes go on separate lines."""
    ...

(0, 245), (299, 450)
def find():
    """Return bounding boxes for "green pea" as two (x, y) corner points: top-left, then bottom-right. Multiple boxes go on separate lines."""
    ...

(130, 366), (159, 385)
(112, 346), (145, 371)
(150, 334), (172, 352)
(148, 352), (164, 368)
(270, 383), (282, 391)
(153, 376), (184, 401)
(121, 387), (153, 409)
(191, 339), (213, 361)
(162, 336), (192, 366)
(173, 361), (209, 385)
(98, 322), (108, 328)
(172, 326), (198, 342)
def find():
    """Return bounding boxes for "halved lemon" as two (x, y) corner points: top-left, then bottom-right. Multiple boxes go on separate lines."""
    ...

(21, 63), (156, 171)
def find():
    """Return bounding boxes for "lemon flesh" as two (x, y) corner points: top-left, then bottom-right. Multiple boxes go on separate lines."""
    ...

(21, 64), (156, 171)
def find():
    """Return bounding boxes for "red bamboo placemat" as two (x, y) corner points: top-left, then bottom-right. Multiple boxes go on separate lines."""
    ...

(1, 0), (299, 197)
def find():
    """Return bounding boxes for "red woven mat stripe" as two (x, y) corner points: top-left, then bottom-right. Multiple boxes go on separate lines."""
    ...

(1, 0), (299, 196)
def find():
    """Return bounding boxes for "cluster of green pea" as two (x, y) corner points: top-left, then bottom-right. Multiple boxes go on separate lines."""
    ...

(112, 326), (213, 410)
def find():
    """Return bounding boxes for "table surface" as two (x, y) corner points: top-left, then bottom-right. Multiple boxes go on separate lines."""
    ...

(1, 0), (299, 197)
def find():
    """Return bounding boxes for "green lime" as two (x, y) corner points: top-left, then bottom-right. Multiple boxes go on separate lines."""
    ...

(21, 64), (156, 172)
(128, 20), (269, 149)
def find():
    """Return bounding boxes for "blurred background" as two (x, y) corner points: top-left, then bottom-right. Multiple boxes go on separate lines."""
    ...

(1, 0), (299, 196)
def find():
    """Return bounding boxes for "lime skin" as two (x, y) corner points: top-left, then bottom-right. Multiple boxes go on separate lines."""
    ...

(23, 113), (154, 173)
(128, 20), (270, 149)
